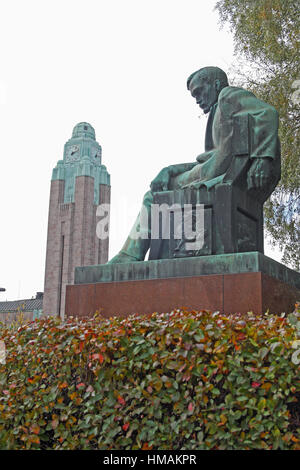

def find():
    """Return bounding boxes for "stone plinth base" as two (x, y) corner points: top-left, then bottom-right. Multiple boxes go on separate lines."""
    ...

(65, 253), (300, 318)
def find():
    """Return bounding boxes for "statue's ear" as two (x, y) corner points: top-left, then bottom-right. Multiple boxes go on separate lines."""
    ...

(215, 79), (221, 93)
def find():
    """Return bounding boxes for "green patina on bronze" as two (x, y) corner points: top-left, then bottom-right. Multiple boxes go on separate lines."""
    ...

(108, 66), (281, 264)
(52, 122), (110, 204)
(75, 252), (300, 290)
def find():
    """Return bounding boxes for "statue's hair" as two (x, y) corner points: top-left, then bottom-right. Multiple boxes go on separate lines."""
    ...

(187, 66), (229, 90)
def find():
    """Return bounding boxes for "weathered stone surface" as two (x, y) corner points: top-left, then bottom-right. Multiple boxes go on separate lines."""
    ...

(74, 252), (300, 290)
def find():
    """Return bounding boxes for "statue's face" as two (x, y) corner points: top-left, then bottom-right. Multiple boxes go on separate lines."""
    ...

(189, 73), (219, 114)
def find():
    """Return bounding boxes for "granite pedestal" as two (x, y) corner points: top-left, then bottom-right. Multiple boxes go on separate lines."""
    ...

(65, 252), (300, 318)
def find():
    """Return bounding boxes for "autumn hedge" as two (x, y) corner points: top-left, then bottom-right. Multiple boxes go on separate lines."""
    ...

(0, 306), (300, 450)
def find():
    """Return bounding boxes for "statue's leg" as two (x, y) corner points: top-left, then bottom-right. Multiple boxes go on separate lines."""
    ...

(107, 191), (153, 263)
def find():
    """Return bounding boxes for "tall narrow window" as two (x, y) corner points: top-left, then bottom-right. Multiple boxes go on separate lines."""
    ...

(58, 235), (65, 318)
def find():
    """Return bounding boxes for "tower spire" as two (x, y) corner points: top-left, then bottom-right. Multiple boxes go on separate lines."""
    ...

(43, 123), (111, 319)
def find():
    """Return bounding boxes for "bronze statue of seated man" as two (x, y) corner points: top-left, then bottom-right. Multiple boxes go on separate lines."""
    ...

(108, 66), (281, 263)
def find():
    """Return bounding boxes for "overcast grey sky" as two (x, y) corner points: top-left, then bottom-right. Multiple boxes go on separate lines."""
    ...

(0, 0), (282, 301)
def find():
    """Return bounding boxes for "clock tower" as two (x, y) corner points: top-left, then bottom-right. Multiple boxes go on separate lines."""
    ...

(43, 122), (111, 319)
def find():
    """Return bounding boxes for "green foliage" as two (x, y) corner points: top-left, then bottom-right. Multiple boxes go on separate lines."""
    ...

(215, 0), (300, 270)
(0, 307), (300, 450)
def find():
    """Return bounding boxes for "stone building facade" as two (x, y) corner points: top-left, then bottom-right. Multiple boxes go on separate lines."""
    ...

(43, 122), (110, 319)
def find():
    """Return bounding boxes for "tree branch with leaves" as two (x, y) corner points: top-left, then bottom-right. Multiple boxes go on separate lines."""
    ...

(215, 0), (300, 270)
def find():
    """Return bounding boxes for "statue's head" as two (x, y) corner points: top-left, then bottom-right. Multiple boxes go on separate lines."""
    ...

(187, 66), (229, 114)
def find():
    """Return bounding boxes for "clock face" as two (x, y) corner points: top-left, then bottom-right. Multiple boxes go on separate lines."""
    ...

(92, 146), (101, 160)
(66, 144), (80, 162)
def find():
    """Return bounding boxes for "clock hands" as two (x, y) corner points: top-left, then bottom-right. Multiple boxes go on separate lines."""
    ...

(66, 145), (100, 162)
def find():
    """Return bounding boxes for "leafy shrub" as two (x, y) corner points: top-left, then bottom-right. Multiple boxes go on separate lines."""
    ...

(0, 306), (300, 450)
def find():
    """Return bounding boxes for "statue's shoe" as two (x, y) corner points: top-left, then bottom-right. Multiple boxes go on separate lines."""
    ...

(107, 252), (140, 264)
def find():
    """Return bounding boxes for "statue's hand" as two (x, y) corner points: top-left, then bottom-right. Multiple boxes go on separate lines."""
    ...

(196, 151), (213, 163)
(150, 167), (170, 192)
(247, 157), (273, 190)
